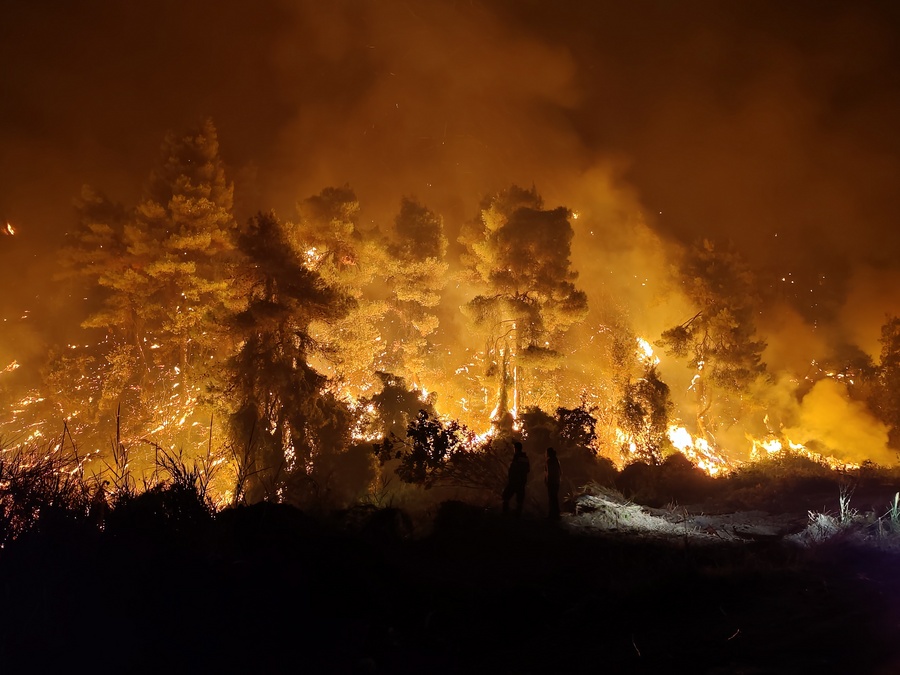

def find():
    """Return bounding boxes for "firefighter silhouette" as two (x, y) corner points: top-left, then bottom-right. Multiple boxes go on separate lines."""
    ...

(502, 441), (530, 516)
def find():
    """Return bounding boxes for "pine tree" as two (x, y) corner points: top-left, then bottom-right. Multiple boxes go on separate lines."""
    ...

(57, 120), (240, 448)
(122, 118), (240, 382)
(294, 186), (388, 397)
(658, 239), (766, 442)
(379, 197), (449, 386)
(459, 185), (587, 428)
(226, 212), (352, 503)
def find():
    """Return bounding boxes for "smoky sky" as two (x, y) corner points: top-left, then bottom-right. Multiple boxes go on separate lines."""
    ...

(3, 0), (900, 325)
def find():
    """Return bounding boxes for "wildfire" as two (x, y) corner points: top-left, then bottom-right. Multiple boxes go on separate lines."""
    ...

(305, 247), (322, 266)
(615, 427), (636, 456)
(666, 424), (731, 476)
(748, 434), (860, 471)
(636, 337), (660, 366)
(2, 222), (14, 236)
(349, 399), (383, 443)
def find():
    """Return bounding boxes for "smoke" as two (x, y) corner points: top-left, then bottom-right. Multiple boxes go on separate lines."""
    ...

(3, 1), (900, 290)
(759, 304), (831, 375)
(838, 266), (900, 359)
(784, 379), (895, 466)
(259, 0), (585, 228)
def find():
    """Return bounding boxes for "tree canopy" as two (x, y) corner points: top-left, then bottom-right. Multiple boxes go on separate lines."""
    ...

(459, 185), (587, 426)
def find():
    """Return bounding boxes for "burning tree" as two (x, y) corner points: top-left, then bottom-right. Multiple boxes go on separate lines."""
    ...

(618, 365), (673, 464)
(57, 120), (240, 448)
(296, 186), (387, 397)
(875, 316), (900, 448)
(378, 197), (449, 388)
(459, 185), (588, 431)
(225, 212), (354, 504)
(658, 239), (766, 444)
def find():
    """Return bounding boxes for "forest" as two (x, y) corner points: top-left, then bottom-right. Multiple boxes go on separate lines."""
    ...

(2, 118), (900, 512)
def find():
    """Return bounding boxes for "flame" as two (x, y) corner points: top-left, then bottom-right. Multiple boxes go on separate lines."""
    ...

(748, 433), (860, 471)
(636, 337), (660, 365)
(2, 222), (14, 236)
(666, 424), (731, 476)
(305, 247), (323, 267)
(615, 427), (638, 456)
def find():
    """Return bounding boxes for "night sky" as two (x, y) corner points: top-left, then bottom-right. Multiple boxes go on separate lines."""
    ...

(3, 0), (900, 355)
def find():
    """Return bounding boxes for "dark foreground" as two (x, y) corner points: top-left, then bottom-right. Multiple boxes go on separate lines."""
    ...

(1, 499), (899, 674)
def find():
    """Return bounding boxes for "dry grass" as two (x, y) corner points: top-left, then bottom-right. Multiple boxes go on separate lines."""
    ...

(0, 438), (94, 547)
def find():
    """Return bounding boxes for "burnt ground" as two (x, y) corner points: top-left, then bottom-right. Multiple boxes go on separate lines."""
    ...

(1, 496), (900, 674)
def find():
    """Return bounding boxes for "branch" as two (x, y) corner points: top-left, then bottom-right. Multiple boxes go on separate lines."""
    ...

(681, 309), (704, 329)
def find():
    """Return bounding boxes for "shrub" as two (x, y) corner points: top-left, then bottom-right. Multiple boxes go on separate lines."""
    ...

(0, 440), (93, 548)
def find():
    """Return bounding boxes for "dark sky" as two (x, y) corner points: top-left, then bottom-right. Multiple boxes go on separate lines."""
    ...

(3, 0), (900, 330)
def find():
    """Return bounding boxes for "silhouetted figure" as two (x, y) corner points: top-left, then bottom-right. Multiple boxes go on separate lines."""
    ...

(502, 441), (530, 516)
(545, 447), (561, 520)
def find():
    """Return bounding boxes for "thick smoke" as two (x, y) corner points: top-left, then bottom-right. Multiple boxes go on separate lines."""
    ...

(258, 1), (586, 228)
(785, 379), (894, 466)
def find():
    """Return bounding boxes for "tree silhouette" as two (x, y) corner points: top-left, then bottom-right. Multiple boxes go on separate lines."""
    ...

(618, 365), (673, 464)
(226, 212), (352, 503)
(875, 316), (900, 448)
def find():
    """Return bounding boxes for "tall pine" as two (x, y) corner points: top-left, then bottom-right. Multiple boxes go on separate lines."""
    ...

(226, 211), (352, 503)
(60, 120), (240, 444)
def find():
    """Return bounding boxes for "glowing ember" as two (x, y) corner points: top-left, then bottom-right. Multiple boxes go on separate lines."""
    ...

(615, 427), (637, 456)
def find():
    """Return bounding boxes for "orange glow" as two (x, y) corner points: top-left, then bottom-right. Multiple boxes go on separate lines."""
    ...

(666, 425), (730, 476)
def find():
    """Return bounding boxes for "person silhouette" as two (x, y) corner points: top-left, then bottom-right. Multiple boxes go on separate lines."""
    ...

(545, 447), (561, 520)
(502, 441), (530, 516)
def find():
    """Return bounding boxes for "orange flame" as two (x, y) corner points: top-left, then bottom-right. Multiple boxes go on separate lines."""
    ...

(667, 424), (731, 476)
(748, 434), (860, 471)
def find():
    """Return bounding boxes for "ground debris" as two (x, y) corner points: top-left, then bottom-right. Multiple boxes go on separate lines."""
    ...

(569, 485), (806, 543)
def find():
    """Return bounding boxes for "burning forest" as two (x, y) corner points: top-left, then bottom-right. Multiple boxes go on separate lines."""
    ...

(4, 2), (900, 501)
(4, 2), (900, 672)
(1, 116), (898, 508)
